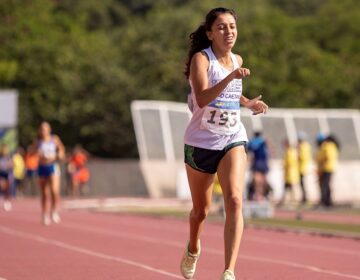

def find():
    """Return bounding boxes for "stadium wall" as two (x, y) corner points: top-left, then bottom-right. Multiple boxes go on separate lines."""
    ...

(137, 159), (360, 203)
(22, 158), (360, 204)
(130, 100), (360, 205)
(86, 159), (148, 197)
(0, 89), (18, 152)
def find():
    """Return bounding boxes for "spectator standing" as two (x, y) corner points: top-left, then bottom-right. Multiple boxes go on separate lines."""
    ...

(0, 144), (13, 211)
(67, 145), (90, 196)
(318, 135), (339, 207)
(315, 133), (325, 207)
(247, 131), (269, 201)
(24, 142), (39, 196)
(278, 140), (299, 206)
(297, 132), (312, 204)
(12, 147), (26, 196)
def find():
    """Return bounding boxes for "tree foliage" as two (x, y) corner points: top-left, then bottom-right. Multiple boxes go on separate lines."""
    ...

(0, 0), (358, 157)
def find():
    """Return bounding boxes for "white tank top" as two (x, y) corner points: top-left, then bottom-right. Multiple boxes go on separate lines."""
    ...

(184, 47), (248, 150)
(38, 137), (57, 160)
(0, 156), (11, 171)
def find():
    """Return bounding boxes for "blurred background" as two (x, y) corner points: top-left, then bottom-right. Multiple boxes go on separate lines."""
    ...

(0, 0), (359, 205)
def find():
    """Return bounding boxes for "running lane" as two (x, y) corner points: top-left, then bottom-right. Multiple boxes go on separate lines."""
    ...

(0, 199), (359, 280)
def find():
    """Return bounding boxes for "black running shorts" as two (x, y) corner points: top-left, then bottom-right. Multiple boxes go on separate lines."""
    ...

(184, 141), (247, 174)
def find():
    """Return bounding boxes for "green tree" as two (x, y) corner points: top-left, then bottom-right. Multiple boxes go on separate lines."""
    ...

(0, 0), (358, 157)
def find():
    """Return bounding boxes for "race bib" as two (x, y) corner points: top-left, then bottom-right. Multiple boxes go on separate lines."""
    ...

(200, 103), (240, 135)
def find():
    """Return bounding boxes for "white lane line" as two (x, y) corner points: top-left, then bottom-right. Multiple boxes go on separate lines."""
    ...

(0, 226), (182, 279)
(60, 222), (360, 280)
(246, 256), (360, 280)
(0, 277), (8, 280)
(61, 216), (360, 256)
(63, 221), (184, 247)
(206, 247), (360, 280)
(5, 211), (360, 279)
(4, 212), (360, 258)
(63, 220), (360, 258)
(10, 208), (360, 256)
(245, 236), (360, 257)
(78, 215), (360, 256)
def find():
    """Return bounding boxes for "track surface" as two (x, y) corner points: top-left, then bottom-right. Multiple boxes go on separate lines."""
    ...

(0, 199), (359, 280)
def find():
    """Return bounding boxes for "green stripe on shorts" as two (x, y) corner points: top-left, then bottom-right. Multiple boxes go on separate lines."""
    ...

(184, 144), (205, 172)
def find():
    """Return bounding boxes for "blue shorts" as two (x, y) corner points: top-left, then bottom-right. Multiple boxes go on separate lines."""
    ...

(38, 164), (56, 177)
(0, 171), (10, 179)
(184, 141), (247, 174)
(251, 160), (269, 174)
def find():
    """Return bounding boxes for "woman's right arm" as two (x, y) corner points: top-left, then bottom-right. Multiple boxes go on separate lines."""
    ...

(190, 52), (250, 108)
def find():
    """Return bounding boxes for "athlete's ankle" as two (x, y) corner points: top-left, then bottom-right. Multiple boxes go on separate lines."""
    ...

(188, 239), (200, 254)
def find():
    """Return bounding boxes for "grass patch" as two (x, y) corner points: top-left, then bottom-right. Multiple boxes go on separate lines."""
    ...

(94, 206), (190, 218)
(95, 205), (360, 237)
(295, 205), (360, 216)
(323, 208), (360, 216)
(247, 218), (360, 236)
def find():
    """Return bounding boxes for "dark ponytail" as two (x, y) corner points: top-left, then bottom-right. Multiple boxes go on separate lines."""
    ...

(184, 7), (237, 78)
(184, 25), (210, 79)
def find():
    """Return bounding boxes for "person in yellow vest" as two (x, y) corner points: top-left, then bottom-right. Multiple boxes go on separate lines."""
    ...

(315, 133), (325, 207)
(318, 135), (339, 207)
(279, 140), (300, 206)
(297, 132), (312, 204)
(12, 147), (26, 196)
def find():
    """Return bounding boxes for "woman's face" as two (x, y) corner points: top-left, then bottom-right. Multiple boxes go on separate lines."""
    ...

(207, 13), (237, 50)
(39, 122), (51, 138)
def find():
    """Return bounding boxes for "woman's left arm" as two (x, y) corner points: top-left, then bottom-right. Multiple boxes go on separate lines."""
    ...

(240, 95), (269, 115)
(54, 135), (65, 161)
(235, 55), (269, 115)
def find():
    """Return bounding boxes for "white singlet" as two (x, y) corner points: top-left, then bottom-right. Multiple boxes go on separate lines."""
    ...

(38, 137), (57, 160)
(184, 46), (248, 150)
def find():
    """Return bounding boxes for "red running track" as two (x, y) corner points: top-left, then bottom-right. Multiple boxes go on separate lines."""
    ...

(0, 199), (359, 280)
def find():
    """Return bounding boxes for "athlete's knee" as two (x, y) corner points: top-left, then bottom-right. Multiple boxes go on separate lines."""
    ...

(191, 206), (210, 222)
(224, 194), (243, 214)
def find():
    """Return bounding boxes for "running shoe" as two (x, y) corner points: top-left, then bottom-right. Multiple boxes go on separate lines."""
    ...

(51, 212), (61, 224)
(3, 201), (12, 212)
(221, 269), (235, 280)
(180, 240), (200, 279)
(42, 213), (51, 226)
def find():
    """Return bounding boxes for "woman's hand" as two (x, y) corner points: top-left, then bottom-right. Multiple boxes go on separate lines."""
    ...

(244, 95), (269, 115)
(232, 67), (250, 79)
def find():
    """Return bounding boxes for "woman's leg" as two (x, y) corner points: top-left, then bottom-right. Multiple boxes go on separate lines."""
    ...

(1, 178), (12, 211)
(185, 164), (214, 253)
(217, 146), (247, 272)
(2, 179), (10, 200)
(300, 174), (307, 203)
(39, 177), (50, 214)
(49, 174), (61, 214)
(322, 172), (332, 207)
(253, 171), (265, 201)
(320, 173), (327, 206)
